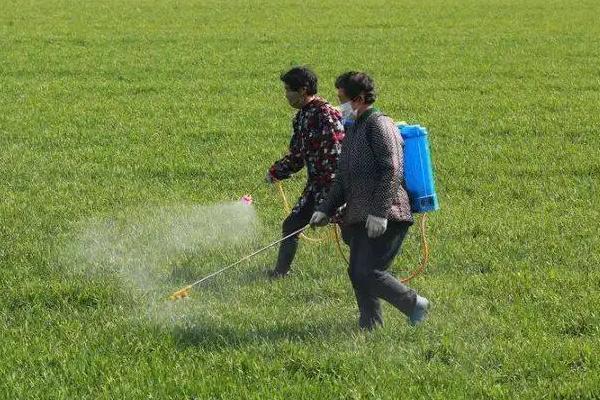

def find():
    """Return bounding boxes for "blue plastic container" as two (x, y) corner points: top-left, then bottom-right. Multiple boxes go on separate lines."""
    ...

(398, 124), (439, 213)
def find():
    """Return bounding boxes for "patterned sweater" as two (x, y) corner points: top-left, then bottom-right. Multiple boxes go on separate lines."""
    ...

(318, 108), (413, 225)
(269, 97), (345, 213)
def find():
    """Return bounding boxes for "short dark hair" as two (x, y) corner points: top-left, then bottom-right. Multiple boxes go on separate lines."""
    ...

(280, 66), (318, 95)
(335, 71), (376, 104)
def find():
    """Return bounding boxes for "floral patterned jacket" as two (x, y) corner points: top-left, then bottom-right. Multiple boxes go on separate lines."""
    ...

(269, 97), (345, 213)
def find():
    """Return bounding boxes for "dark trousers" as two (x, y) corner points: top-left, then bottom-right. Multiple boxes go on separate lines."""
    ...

(341, 221), (417, 329)
(273, 198), (315, 274)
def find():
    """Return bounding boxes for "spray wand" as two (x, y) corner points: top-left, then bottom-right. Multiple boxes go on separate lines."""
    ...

(169, 225), (310, 300)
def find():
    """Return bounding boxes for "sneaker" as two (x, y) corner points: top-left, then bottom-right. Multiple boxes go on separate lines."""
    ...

(409, 295), (430, 326)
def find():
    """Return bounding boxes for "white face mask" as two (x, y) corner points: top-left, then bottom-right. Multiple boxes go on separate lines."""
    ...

(339, 101), (356, 120)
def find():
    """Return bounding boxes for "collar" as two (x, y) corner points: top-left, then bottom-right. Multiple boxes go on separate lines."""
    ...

(356, 106), (378, 123)
(301, 96), (325, 110)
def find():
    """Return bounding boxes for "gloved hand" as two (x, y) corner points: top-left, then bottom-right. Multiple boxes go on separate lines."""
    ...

(309, 211), (329, 227)
(265, 171), (277, 184)
(365, 215), (387, 238)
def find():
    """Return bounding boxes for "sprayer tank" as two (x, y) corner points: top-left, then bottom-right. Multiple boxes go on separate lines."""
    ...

(398, 124), (439, 213)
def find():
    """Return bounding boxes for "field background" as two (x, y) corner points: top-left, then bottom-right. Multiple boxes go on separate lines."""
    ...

(1, 0), (599, 398)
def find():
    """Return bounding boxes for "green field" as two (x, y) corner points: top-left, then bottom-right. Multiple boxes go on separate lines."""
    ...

(1, 0), (599, 398)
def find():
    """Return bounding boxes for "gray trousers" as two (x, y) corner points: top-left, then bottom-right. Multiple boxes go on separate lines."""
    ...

(341, 221), (417, 329)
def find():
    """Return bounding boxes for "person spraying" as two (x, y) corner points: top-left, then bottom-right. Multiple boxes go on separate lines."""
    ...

(265, 66), (345, 278)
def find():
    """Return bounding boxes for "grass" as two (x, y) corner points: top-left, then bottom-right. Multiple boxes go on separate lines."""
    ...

(1, 0), (599, 398)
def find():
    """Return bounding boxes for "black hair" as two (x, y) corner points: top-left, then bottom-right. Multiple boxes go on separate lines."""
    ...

(335, 71), (376, 104)
(280, 66), (318, 95)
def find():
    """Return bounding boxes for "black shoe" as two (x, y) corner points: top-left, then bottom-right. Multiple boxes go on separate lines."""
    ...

(267, 269), (289, 279)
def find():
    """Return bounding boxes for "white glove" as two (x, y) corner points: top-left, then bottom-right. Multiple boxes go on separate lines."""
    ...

(309, 211), (329, 227)
(265, 171), (277, 184)
(366, 215), (387, 238)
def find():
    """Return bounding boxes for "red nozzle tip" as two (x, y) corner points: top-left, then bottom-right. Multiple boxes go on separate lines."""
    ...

(240, 195), (253, 205)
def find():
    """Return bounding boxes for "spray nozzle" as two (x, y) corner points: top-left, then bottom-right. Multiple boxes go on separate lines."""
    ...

(169, 286), (191, 301)
(240, 195), (253, 205)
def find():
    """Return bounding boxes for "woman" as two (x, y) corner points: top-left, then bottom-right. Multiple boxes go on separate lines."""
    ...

(310, 71), (429, 330)
(266, 66), (344, 278)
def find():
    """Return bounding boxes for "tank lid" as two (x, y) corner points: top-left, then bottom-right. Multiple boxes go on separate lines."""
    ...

(399, 124), (428, 139)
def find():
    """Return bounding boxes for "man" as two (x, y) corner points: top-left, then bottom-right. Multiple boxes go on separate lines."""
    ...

(310, 71), (430, 329)
(266, 66), (345, 278)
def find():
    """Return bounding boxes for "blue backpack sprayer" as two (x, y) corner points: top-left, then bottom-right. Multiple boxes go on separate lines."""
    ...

(394, 122), (440, 281)
(398, 123), (439, 213)
(169, 121), (439, 300)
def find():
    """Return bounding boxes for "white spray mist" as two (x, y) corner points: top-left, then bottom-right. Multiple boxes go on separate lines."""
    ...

(62, 201), (259, 328)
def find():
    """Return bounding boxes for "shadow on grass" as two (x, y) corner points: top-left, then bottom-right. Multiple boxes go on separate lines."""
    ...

(167, 265), (356, 350)
(233, 267), (275, 285)
(172, 317), (356, 351)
